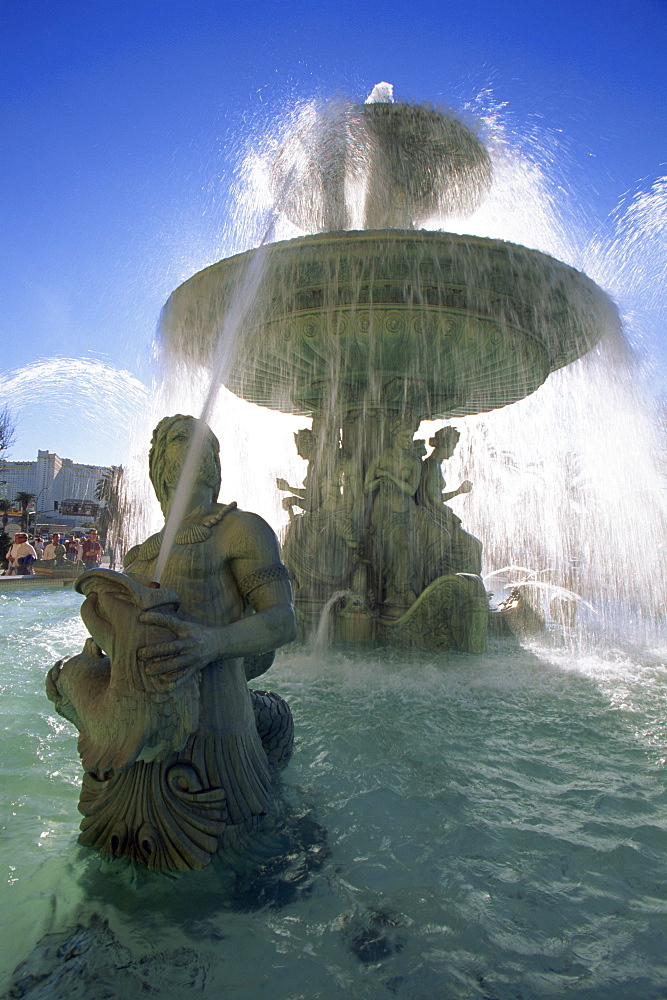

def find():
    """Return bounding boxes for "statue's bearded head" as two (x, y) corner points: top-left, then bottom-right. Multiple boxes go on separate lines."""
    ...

(149, 415), (222, 510)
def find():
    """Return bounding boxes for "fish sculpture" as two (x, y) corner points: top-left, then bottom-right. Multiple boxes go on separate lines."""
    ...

(46, 569), (293, 870)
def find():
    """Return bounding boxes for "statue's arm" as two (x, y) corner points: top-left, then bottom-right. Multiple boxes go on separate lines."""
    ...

(282, 492), (314, 513)
(276, 477), (306, 497)
(223, 513), (296, 656)
(392, 469), (421, 495)
(363, 456), (382, 492)
(365, 453), (419, 496)
(442, 480), (473, 503)
(137, 513), (295, 683)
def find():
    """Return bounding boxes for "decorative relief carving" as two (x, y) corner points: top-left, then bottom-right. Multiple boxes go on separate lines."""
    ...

(78, 757), (228, 871)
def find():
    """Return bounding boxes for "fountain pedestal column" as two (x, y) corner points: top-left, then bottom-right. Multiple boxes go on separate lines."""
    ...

(278, 409), (489, 650)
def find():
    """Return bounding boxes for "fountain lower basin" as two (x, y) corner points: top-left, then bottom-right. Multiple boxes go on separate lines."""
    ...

(3, 587), (667, 998)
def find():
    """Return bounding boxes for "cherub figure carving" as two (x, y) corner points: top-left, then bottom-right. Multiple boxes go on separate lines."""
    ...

(363, 418), (423, 613)
(277, 428), (362, 600)
(416, 425), (482, 577)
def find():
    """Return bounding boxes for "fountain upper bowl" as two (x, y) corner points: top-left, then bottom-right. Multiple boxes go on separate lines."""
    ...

(160, 229), (620, 420)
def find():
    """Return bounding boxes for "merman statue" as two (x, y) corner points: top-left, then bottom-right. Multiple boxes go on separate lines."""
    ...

(46, 414), (296, 871)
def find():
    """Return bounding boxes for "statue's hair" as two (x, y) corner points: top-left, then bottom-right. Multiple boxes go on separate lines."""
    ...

(294, 428), (314, 446)
(389, 414), (419, 437)
(429, 425), (460, 448)
(149, 414), (221, 504)
(293, 428), (316, 461)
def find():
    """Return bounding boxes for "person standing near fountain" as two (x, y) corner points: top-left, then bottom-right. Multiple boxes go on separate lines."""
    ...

(81, 528), (103, 570)
(42, 532), (66, 566)
(5, 532), (37, 575)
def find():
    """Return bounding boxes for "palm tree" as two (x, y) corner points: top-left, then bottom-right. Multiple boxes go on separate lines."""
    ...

(95, 466), (125, 543)
(14, 492), (37, 533)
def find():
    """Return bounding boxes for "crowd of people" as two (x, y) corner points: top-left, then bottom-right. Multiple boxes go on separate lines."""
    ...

(0, 528), (104, 576)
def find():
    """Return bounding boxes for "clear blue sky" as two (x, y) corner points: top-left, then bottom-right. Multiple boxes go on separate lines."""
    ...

(2, 0), (666, 464)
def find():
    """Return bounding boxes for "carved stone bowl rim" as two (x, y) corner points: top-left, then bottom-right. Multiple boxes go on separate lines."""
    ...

(160, 229), (620, 419)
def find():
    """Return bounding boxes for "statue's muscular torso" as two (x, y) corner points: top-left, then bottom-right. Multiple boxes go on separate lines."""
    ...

(125, 505), (284, 622)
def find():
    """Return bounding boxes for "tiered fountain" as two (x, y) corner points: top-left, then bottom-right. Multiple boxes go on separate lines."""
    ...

(45, 84), (624, 871)
(160, 85), (620, 651)
(4, 87), (666, 996)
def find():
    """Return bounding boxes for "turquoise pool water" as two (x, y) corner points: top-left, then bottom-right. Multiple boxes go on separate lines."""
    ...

(2, 587), (666, 999)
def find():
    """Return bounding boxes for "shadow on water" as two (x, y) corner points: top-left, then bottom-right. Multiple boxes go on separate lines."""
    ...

(3, 791), (331, 1000)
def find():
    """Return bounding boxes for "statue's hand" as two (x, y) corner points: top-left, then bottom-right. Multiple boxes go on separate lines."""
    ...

(459, 480), (473, 494)
(136, 612), (218, 689)
(276, 477), (290, 492)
